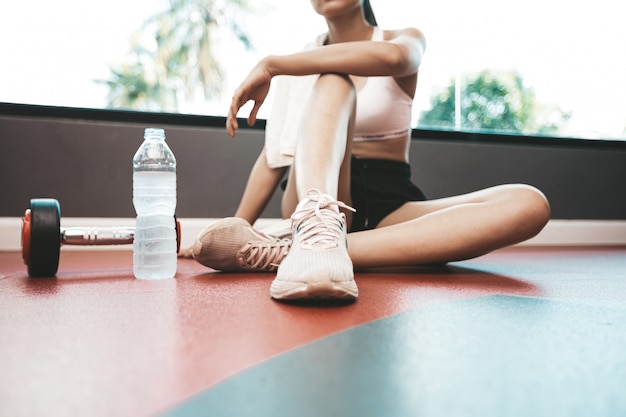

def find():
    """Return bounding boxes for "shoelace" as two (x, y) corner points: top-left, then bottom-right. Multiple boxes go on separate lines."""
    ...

(239, 239), (291, 271)
(291, 189), (356, 250)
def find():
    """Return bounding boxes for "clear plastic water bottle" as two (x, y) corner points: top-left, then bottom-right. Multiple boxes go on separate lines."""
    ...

(132, 128), (177, 279)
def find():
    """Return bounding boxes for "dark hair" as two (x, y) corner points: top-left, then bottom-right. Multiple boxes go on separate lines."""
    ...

(363, 0), (378, 26)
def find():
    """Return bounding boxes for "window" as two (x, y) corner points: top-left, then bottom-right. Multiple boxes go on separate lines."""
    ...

(2, 0), (624, 140)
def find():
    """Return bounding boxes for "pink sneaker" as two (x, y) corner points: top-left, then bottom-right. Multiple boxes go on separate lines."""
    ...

(270, 189), (357, 301)
(193, 217), (290, 272)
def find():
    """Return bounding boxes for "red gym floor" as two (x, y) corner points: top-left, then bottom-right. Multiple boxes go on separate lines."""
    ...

(1, 246), (625, 417)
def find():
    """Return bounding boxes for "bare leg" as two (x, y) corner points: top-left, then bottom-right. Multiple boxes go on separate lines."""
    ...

(272, 74), (358, 300)
(281, 73), (355, 219)
(347, 184), (551, 268)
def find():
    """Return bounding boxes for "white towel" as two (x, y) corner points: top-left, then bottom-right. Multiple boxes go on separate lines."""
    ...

(264, 34), (327, 168)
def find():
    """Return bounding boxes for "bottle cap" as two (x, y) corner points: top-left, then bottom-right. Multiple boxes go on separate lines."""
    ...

(144, 128), (165, 140)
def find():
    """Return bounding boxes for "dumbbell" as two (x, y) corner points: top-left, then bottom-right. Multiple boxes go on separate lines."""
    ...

(21, 198), (181, 277)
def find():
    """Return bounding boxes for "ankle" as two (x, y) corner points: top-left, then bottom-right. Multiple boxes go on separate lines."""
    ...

(297, 189), (333, 209)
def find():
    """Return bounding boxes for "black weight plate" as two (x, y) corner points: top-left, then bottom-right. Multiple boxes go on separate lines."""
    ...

(28, 199), (61, 277)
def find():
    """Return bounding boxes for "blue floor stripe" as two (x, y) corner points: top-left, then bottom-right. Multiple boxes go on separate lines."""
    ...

(159, 295), (626, 417)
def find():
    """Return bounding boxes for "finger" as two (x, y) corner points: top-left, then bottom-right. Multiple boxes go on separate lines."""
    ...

(229, 99), (241, 122)
(227, 115), (238, 137)
(227, 96), (243, 137)
(247, 100), (263, 126)
(226, 107), (238, 137)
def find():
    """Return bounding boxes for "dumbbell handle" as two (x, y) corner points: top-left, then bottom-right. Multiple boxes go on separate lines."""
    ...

(61, 227), (135, 246)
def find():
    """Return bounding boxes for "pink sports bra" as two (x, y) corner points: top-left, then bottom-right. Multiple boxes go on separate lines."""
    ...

(352, 27), (414, 141)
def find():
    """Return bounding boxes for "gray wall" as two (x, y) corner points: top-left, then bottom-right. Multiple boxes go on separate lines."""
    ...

(1, 113), (625, 220)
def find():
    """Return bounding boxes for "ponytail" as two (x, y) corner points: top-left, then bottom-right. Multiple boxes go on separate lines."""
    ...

(363, 0), (378, 26)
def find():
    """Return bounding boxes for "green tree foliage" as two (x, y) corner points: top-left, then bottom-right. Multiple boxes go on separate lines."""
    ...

(100, 0), (257, 112)
(419, 70), (570, 135)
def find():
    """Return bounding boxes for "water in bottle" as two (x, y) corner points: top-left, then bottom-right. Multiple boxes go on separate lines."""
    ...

(132, 128), (177, 279)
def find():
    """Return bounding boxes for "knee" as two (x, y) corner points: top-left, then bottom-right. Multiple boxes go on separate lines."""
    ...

(318, 72), (353, 84)
(303, 73), (356, 126)
(505, 184), (551, 238)
(315, 73), (356, 97)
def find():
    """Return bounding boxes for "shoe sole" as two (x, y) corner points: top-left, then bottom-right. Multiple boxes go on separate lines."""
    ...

(270, 278), (358, 301)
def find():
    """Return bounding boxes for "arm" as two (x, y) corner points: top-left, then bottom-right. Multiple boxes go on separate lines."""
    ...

(234, 146), (287, 225)
(226, 28), (426, 137)
(267, 28), (425, 78)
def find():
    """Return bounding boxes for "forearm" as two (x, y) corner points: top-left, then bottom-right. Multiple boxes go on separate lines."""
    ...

(234, 148), (287, 224)
(265, 38), (422, 78)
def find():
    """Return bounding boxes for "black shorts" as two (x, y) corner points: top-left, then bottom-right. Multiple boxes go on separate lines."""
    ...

(349, 157), (427, 232)
(280, 157), (427, 233)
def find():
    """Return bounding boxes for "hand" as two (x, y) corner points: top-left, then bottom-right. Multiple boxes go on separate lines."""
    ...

(226, 59), (273, 137)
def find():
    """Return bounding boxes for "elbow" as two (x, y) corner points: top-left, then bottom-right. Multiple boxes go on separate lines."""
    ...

(384, 44), (419, 76)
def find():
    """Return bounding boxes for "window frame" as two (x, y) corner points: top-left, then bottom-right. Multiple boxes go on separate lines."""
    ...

(2, 102), (625, 151)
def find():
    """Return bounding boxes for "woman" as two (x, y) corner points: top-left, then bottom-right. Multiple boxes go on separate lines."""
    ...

(192, 0), (551, 302)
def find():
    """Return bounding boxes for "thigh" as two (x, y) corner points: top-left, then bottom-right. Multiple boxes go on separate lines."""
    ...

(375, 184), (524, 228)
